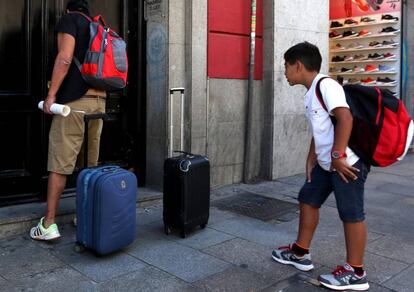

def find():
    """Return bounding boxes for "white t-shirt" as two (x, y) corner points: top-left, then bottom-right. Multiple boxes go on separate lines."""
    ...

(304, 74), (359, 171)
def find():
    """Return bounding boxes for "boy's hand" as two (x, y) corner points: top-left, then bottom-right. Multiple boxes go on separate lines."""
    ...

(331, 158), (360, 183)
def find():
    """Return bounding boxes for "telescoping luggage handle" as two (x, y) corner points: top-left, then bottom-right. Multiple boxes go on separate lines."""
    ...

(169, 88), (185, 158)
(83, 113), (112, 168)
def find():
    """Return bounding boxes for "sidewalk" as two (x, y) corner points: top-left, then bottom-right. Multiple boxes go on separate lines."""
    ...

(1, 154), (413, 291)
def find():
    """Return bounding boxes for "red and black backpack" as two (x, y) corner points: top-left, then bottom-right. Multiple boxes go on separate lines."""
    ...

(71, 12), (128, 91)
(316, 77), (413, 167)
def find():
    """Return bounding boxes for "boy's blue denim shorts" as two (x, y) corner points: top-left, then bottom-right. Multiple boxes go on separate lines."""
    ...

(298, 159), (369, 223)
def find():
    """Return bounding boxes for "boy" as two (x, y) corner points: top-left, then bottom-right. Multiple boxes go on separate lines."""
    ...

(272, 42), (370, 291)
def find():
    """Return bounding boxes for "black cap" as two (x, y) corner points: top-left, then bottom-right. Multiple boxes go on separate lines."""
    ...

(66, 0), (89, 14)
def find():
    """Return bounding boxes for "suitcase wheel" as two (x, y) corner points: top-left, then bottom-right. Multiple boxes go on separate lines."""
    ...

(200, 223), (207, 229)
(164, 225), (171, 235)
(74, 243), (86, 253)
(180, 230), (186, 239)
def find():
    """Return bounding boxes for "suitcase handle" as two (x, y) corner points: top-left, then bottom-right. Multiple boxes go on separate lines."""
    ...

(168, 88), (185, 158)
(83, 113), (113, 168)
(173, 150), (195, 157)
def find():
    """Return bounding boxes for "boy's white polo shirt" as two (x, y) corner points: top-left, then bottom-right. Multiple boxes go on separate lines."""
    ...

(304, 74), (359, 171)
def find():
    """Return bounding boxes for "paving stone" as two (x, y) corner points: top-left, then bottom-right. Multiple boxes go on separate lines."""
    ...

(275, 174), (306, 187)
(208, 207), (237, 225)
(128, 232), (230, 283)
(202, 238), (299, 282)
(52, 244), (147, 282)
(364, 252), (409, 284)
(137, 205), (163, 226)
(383, 265), (414, 292)
(0, 236), (64, 281)
(367, 236), (414, 264)
(2, 267), (97, 292)
(195, 267), (274, 292)
(99, 266), (197, 292)
(259, 272), (324, 292)
(169, 227), (235, 250)
(240, 181), (301, 201)
(209, 216), (297, 247)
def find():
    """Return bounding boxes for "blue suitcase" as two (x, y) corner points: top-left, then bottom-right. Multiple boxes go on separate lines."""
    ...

(76, 165), (137, 255)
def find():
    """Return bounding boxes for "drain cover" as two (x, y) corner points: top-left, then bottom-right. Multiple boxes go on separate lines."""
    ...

(212, 191), (298, 221)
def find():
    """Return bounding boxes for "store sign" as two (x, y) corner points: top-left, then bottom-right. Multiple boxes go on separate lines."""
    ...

(330, 0), (401, 19)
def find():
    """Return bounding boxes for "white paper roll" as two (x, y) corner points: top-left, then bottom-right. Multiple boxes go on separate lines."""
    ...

(38, 101), (71, 117)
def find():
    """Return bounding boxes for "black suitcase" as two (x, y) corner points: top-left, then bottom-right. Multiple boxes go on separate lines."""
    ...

(163, 88), (210, 238)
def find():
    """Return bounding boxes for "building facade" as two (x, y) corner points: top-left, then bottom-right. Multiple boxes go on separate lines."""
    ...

(0, 0), (411, 205)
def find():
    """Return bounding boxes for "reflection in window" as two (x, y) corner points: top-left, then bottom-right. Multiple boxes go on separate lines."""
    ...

(0, 1), (28, 92)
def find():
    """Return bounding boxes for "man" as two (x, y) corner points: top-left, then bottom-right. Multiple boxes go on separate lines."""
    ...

(30, 0), (106, 241)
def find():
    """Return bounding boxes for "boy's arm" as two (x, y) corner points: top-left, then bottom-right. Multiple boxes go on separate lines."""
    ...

(306, 138), (317, 182)
(331, 107), (359, 182)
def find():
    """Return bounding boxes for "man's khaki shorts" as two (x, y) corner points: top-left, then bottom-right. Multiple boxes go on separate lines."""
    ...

(48, 96), (106, 175)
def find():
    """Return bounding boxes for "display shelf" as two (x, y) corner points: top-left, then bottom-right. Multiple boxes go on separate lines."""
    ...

(329, 59), (397, 65)
(331, 32), (399, 41)
(330, 46), (398, 53)
(330, 71), (396, 76)
(329, 20), (399, 31)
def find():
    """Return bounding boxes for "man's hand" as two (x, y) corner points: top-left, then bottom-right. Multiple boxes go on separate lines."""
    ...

(43, 95), (56, 115)
(306, 157), (316, 183)
(331, 158), (360, 183)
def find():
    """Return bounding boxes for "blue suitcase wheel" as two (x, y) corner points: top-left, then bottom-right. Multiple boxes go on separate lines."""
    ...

(180, 230), (186, 238)
(74, 243), (86, 253)
(200, 223), (207, 229)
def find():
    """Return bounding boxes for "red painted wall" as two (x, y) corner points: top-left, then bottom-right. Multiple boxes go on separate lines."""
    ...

(208, 0), (263, 80)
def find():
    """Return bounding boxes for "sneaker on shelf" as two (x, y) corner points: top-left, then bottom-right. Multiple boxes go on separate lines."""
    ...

(331, 43), (345, 51)
(361, 16), (376, 23)
(365, 64), (379, 72)
(381, 14), (399, 21)
(353, 66), (365, 73)
(348, 78), (361, 84)
(318, 263), (370, 291)
(344, 18), (359, 25)
(347, 43), (364, 50)
(331, 21), (344, 28)
(383, 52), (396, 59)
(382, 40), (398, 47)
(378, 65), (395, 72)
(341, 67), (353, 73)
(30, 217), (61, 241)
(368, 53), (384, 60)
(344, 55), (354, 62)
(361, 77), (376, 84)
(330, 31), (342, 39)
(272, 245), (314, 272)
(380, 27), (400, 33)
(342, 30), (358, 38)
(369, 41), (382, 47)
(354, 54), (368, 61)
(358, 30), (371, 37)
(332, 56), (345, 62)
(377, 77), (397, 85)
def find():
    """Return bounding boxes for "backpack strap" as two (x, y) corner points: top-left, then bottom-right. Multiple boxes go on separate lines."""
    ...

(315, 77), (331, 112)
(67, 11), (93, 22)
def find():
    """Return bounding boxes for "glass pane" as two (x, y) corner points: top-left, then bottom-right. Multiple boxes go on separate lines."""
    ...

(0, 0), (28, 92)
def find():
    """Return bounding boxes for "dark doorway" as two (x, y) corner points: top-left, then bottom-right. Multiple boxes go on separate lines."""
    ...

(0, 0), (146, 206)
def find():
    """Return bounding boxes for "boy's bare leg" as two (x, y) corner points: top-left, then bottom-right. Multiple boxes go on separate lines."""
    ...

(296, 203), (320, 248)
(44, 172), (67, 228)
(344, 221), (367, 265)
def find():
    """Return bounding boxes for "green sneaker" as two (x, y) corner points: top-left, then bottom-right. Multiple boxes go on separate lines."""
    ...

(30, 217), (61, 241)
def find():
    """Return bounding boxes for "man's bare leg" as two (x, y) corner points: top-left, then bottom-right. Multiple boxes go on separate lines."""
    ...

(43, 172), (67, 228)
(296, 203), (320, 248)
(344, 221), (367, 266)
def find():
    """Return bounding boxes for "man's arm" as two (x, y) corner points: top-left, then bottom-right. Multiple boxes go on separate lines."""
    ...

(43, 33), (75, 114)
(331, 107), (359, 182)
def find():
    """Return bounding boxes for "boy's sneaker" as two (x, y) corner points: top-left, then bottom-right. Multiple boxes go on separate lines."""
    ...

(271, 245), (314, 271)
(30, 217), (61, 241)
(319, 263), (370, 291)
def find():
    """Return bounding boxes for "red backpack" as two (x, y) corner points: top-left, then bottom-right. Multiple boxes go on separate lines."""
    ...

(71, 12), (128, 91)
(316, 77), (414, 167)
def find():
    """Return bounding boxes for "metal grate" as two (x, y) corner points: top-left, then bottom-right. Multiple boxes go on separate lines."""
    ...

(212, 191), (298, 222)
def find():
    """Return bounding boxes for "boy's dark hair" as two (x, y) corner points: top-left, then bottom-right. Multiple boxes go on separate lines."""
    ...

(284, 42), (322, 72)
(67, 0), (90, 15)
